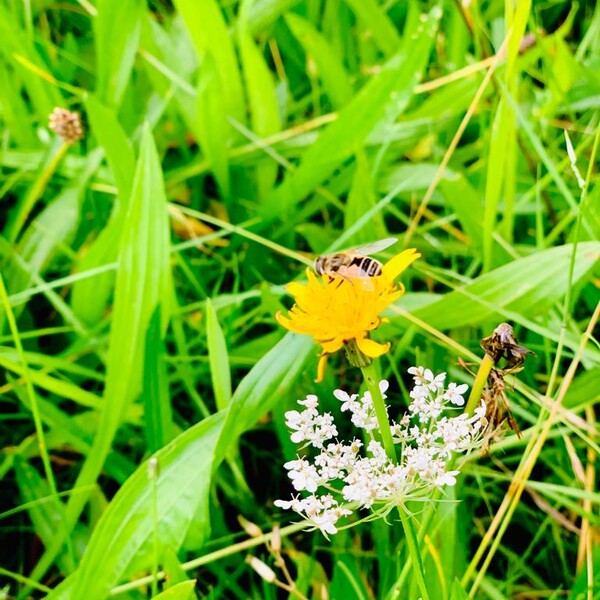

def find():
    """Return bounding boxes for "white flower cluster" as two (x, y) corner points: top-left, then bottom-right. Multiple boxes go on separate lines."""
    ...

(274, 368), (486, 536)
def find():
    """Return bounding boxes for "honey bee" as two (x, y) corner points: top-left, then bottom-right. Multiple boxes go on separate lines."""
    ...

(314, 237), (398, 279)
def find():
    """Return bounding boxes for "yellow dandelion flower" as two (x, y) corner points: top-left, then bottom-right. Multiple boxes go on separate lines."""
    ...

(277, 248), (420, 381)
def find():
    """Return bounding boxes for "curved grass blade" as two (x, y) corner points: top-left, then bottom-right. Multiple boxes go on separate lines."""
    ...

(261, 6), (441, 220)
(26, 124), (172, 590)
(411, 242), (600, 330)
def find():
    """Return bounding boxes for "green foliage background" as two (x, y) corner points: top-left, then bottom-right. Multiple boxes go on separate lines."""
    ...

(0, 0), (599, 598)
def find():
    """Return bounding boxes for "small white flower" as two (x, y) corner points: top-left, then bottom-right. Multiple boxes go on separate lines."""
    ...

(284, 459), (321, 492)
(333, 389), (360, 412)
(443, 382), (468, 406)
(408, 367), (445, 390)
(408, 366), (425, 381)
(298, 394), (319, 409)
(379, 379), (390, 397)
(434, 470), (460, 487)
(424, 369), (446, 391)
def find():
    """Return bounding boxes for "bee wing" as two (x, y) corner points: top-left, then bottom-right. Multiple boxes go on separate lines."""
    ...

(346, 237), (398, 256)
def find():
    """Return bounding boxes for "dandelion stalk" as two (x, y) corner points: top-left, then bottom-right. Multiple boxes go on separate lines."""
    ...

(360, 362), (397, 463)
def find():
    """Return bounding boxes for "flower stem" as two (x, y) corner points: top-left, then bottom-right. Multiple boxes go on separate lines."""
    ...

(464, 353), (494, 416)
(360, 362), (397, 463)
(397, 505), (430, 600)
(8, 141), (70, 242)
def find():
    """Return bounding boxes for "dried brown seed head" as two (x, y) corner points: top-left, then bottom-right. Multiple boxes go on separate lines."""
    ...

(48, 107), (84, 144)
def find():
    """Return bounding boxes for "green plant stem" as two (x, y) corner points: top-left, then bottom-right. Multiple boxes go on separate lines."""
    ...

(8, 141), (70, 243)
(360, 362), (397, 463)
(464, 353), (494, 415)
(397, 506), (430, 600)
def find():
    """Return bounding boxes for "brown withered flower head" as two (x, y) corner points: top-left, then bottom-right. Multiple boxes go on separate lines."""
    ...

(48, 107), (84, 144)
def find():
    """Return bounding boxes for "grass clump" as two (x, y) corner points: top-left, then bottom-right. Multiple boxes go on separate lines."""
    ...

(0, 1), (598, 599)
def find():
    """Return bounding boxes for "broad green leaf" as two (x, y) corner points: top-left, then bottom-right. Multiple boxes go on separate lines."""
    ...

(261, 7), (441, 219)
(5, 149), (104, 311)
(564, 366), (600, 409)
(94, 0), (144, 107)
(286, 13), (353, 109)
(84, 94), (136, 201)
(206, 298), (232, 412)
(161, 548), (190, 589)
(214, 332), (312, 464)
(67, 123), (172, 515)
(28, 125), (173, 589)
(439, 171), (484, 248)
(47, 333), (312, 599)
(410, 242), (600, 330)
(70, 222), (121, 327)
(151, 580), (197, 599)
(71, 95), (135, 326)
(49, 412), (225, 600)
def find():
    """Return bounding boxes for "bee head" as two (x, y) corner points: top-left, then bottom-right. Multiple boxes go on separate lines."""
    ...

(314, 256), (324, 275)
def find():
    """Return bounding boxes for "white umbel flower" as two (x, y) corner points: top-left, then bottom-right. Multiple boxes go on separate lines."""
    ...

(275, 370), (485, 535)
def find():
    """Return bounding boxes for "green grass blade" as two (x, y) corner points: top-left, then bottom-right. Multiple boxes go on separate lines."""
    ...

(70, 95), (136, 326)
(0, 354), (102, 408)
(53, 412), (225, 600)
(344, 150), (386, 244)
(285, 13), (354, 109)
(14, 457), (77, 573)
(261, 6), (441, 220)
(482, 96), (512, 271)
(94, 0), (144, 107)
(205, 298), (232, 412)
(172, 0), (245, 129)
(144, 308), (174, 453)
(247, 0), (299, 33)
(0, 3), (61, 120)
(411, 242), (600, 330)
(214, 333), (313, 463)
(195, 54), (231, 198)
(25, 124), (173, 588)
(342, 0), (402, 57)
(237, 0), (281, 198)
